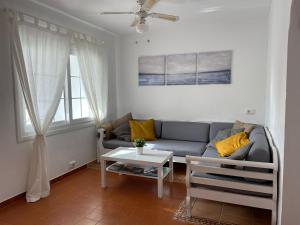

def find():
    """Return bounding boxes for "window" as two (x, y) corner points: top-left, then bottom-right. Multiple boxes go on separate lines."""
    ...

(16, 54), (94, 141)
(53, 91), (66, 123)
(69, 55), (92, 120)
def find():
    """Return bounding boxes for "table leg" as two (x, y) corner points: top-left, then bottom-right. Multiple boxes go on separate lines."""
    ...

(101, 159), (107, 188)
(157, 166), (163, 198)
(169, 156), (174, 182)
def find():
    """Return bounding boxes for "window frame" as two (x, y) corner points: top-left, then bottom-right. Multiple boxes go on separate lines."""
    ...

(15, 54), (95, 143)
(51, 85), (68, 126)
(67, 55), (93, 124)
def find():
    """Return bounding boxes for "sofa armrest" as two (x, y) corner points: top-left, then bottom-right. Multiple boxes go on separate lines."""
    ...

(97, 128), (106, 140)
(96, 128), (106, 162)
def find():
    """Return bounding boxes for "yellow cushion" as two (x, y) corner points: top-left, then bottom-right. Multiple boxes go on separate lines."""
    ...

(129, 119), (156, 141)
(215, 132), (250, 157)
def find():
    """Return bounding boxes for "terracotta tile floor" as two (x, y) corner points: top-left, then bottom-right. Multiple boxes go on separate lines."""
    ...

(0, 164), (271, 225)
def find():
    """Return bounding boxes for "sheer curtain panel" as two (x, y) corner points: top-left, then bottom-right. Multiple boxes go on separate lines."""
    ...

(10, 12), (71, 202)
(74, 38), (108, 127)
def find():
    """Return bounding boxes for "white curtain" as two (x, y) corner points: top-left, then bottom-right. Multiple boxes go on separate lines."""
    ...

(10, 14), (70, 202)
(74, 39), (108, 127)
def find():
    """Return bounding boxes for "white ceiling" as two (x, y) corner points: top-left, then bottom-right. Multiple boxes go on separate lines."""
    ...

(30, 0), (271, 35)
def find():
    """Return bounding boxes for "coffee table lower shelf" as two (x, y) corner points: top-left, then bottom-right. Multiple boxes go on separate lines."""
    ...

(106, 162), (171, 180)
(100, 148), (174, 198)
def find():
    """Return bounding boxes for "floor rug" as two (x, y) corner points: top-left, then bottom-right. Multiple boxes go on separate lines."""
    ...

(174, 200), (239, 225)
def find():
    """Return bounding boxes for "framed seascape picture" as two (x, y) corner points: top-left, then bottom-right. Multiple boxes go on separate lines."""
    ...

(138, 55), (165, 86)
(138, 50), (232, 86)
(166, 53), (197, 85)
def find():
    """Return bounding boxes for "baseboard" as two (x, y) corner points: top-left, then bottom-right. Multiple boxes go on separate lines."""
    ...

(0, 162), (94, 208)
(50, 163), (89, 184)
(0, 192), (26, 209)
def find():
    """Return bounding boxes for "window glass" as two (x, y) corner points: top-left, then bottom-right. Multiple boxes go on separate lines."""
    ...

(52, 91), (66, 123)
(70, 55), (92, 120)
(17, 54), (93, 140)
(72, 99), (81, 120)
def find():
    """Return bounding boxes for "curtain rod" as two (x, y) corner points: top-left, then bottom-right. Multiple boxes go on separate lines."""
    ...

(1, 8), (105, 45)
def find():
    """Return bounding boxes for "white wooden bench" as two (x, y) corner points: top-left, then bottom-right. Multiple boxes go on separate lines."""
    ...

(185, 128), (278, 225)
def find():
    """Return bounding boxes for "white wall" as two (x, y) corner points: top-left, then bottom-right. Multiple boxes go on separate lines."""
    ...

(266, 0), (291, 158)
(117, 12), (269, 124)
(265, 0), (292, 224)
(281, 0), (300, 224)
(0, 0), (118, 203)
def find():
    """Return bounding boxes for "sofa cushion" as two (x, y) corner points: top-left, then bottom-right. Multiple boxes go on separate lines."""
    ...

(129, 119), (156, 141)
(136, 119), (162, 138)
(111, 122), (131, 142)
(206, 128), (243, 148)
(209, 122), (234, 141)
(249, 126), (266, 138)
(154, 120), (162, 138)
(247, 127), (270, 163)
(244, 126), (271, 181)
(200, 147), (221, 167)
(215, 132), (250, 157)
(146, 139), (207, 157)
(103, 139), (134, 149)
(233, 120), (256, 134)
(101, 112), (132, 140)
(227, 142), (253, 160)
(110, 120), (162, 141)
(112, 113), (133, 129)
(103, 138), (206, 157)
(208, 126), (269, 165)
(161, 121), (210, 142)
(202, 143), (252, 168)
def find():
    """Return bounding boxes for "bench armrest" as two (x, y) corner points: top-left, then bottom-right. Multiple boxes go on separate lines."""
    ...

(186, 155), (277, 189)
(186, 155), (277, 171)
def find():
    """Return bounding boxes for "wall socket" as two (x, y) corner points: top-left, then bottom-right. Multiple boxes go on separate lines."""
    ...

(69, 160), (77, 169)
(245, 109), (256, 115)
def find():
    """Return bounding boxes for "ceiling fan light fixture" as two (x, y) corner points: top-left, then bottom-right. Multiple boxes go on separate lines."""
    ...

(100, 0), (179, 34)
(136, 23), (149, 34)
(200, 6), (223, 13)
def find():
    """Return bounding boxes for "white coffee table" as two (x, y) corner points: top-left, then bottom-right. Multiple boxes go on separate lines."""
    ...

(100, 147), (174, 198)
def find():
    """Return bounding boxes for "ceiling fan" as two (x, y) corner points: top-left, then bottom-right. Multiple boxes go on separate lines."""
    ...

(100, 0), (179, 33)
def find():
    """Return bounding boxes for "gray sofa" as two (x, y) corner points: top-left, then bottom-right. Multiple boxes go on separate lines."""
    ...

(101, 121), (271, 165)
(99, 120), (277, 224)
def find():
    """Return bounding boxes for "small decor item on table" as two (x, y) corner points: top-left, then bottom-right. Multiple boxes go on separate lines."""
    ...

(133, 138), (146, 155)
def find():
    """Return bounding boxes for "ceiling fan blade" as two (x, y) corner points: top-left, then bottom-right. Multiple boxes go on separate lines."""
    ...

(130, 17), (140, 27)
(150, 13), (179, 22)
(100, 12), (135, 15)
(141, 0), (160, 11)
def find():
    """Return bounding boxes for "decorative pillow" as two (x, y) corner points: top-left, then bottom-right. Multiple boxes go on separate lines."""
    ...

(129, 119), (156, 141)
(207, 128), (244, 148)
(100, 123), (113, 140)
(215, 132), (250, 157)
(112, 112), (133, 129)
(111, 122), (131, 142)
(233, 120), (256, 134)
(100, 113), (132, 140)
(221, 142), (253, 168)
